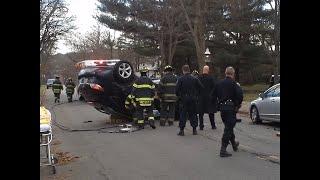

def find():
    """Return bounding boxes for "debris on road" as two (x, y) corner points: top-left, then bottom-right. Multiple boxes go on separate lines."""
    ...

(55, 151), (80, 165)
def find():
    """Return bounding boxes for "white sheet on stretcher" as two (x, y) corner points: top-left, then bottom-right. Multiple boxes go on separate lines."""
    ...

(40, 106), (52, 133)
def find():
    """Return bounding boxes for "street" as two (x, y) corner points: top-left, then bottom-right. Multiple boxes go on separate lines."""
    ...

(41, 89), (280, 180)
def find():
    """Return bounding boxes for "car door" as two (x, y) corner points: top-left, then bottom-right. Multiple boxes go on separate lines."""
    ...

(270, 86), (280, 122)
(258, 88), (276, 120)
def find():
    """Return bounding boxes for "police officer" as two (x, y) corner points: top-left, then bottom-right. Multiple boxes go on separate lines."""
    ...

(65, 77), (76, 102)
(131, 67), (156, 129)
(191, 70), (200, 124)
(158, 65), (178, 126)
(198, 65), (217, 130)
(212, 67), (243, 157)
(52, 76), (63, 103)
(176, 65), (203, 136)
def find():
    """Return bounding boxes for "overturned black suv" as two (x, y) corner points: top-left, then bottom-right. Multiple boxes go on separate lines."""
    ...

(76, 60), (160, 118)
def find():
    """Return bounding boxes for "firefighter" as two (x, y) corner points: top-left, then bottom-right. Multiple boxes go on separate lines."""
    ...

(52, 76), (63, 103)
(158, 65), (178, 126)
(65, 78), (76, 102)
(131, 67), (156, 129)
(125, 94), (137, 121)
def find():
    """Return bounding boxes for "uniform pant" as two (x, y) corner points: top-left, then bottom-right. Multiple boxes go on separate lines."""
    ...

(220, 111), (237, 147)
(134, 105), (154, 125)
(54, 93), (60, 102)
(198, 113), (216, 128)
(160, 102), (175, 122)
(179, 98), (198, 129)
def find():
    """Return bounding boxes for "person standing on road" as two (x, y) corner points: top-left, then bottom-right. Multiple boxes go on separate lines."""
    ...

(52, 76), (63, 103)
(198, 65), (217, 130)
(65, 78), (76, 102)
(131, 67), (156, 129)
(158, 65), (178, 126)
(212, 67), (243, 157)
(269, 75), (275, 87)
(176, 65), (203, 136)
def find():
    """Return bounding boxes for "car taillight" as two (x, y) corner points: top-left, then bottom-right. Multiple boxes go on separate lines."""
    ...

(90, 84), (104, 92)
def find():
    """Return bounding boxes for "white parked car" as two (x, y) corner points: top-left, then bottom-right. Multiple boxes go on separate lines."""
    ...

(249, 83), (280, 123)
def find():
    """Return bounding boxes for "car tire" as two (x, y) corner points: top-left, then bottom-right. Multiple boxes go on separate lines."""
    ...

(250, 106), (262, 124)
(113, 61), (135, 83)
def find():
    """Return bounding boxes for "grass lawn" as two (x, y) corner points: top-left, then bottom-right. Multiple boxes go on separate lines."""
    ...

(244, 93), (259, 102)
(241, 83), (269, 92)
(242, 83), (269, 102)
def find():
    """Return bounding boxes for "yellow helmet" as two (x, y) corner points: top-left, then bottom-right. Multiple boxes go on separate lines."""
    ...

(140, 67), (149, 73)
(164, 65), (173, 71)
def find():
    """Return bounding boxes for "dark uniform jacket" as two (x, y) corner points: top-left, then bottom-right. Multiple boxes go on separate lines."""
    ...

(65, 81), (76, 94)
(158, 73), (178, 102)
(52, 79), (63, 94)
(212, 77), (243, 109)
(131, 76), (155, 106)
(198, 74), (217, 113)
(175, 73), (203, 100)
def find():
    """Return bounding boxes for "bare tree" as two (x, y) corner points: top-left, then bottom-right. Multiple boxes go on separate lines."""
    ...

(178, 0), (208, 70)
(40, 0), (74, 60)
(66, 24), (118, 62)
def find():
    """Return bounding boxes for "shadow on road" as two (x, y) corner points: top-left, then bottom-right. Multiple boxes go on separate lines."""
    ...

(249, 121), (280, 130)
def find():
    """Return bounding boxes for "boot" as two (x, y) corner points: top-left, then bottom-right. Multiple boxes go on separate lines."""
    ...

(177, 129), (184, 136)
(230, 140), (239, 152)
(199, 126), (204, 130)
(220, 143), (232, 157)
(193, 128), (197, 135)
(160, 119), (166, 126)
(168, 121), (174, 126)
(149, 121), (156, 129)
(212, 126), (217, 130)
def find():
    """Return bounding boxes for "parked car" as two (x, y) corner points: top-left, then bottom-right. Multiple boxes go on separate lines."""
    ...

(46, 79), (55, 89)
(76, 60), (160, 119)
(249, 83), (280, 123)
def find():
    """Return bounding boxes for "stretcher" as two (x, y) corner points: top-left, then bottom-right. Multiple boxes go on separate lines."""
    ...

(40, 106), (56, 174)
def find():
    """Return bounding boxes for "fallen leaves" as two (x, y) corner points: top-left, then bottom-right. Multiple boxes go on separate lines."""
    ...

(55, 151), (80, 165)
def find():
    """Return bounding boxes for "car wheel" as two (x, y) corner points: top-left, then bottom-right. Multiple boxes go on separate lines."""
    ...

(250, 106), (262, 124)
(113, 61), (135, 83)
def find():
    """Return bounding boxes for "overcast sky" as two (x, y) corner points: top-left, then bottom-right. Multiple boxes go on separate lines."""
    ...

(56, 0), (100, 54)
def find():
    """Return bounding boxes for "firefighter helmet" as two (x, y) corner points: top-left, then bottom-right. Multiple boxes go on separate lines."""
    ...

(140, 67), (149, 73)
(164, 65), (173, 71)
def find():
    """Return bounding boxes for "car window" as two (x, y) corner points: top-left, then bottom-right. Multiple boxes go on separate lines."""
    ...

(272, 86), (280, 97)
(264, 89), (275, 98)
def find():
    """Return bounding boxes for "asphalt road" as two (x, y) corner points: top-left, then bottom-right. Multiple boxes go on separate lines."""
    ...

(41, 89), (280, 180)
